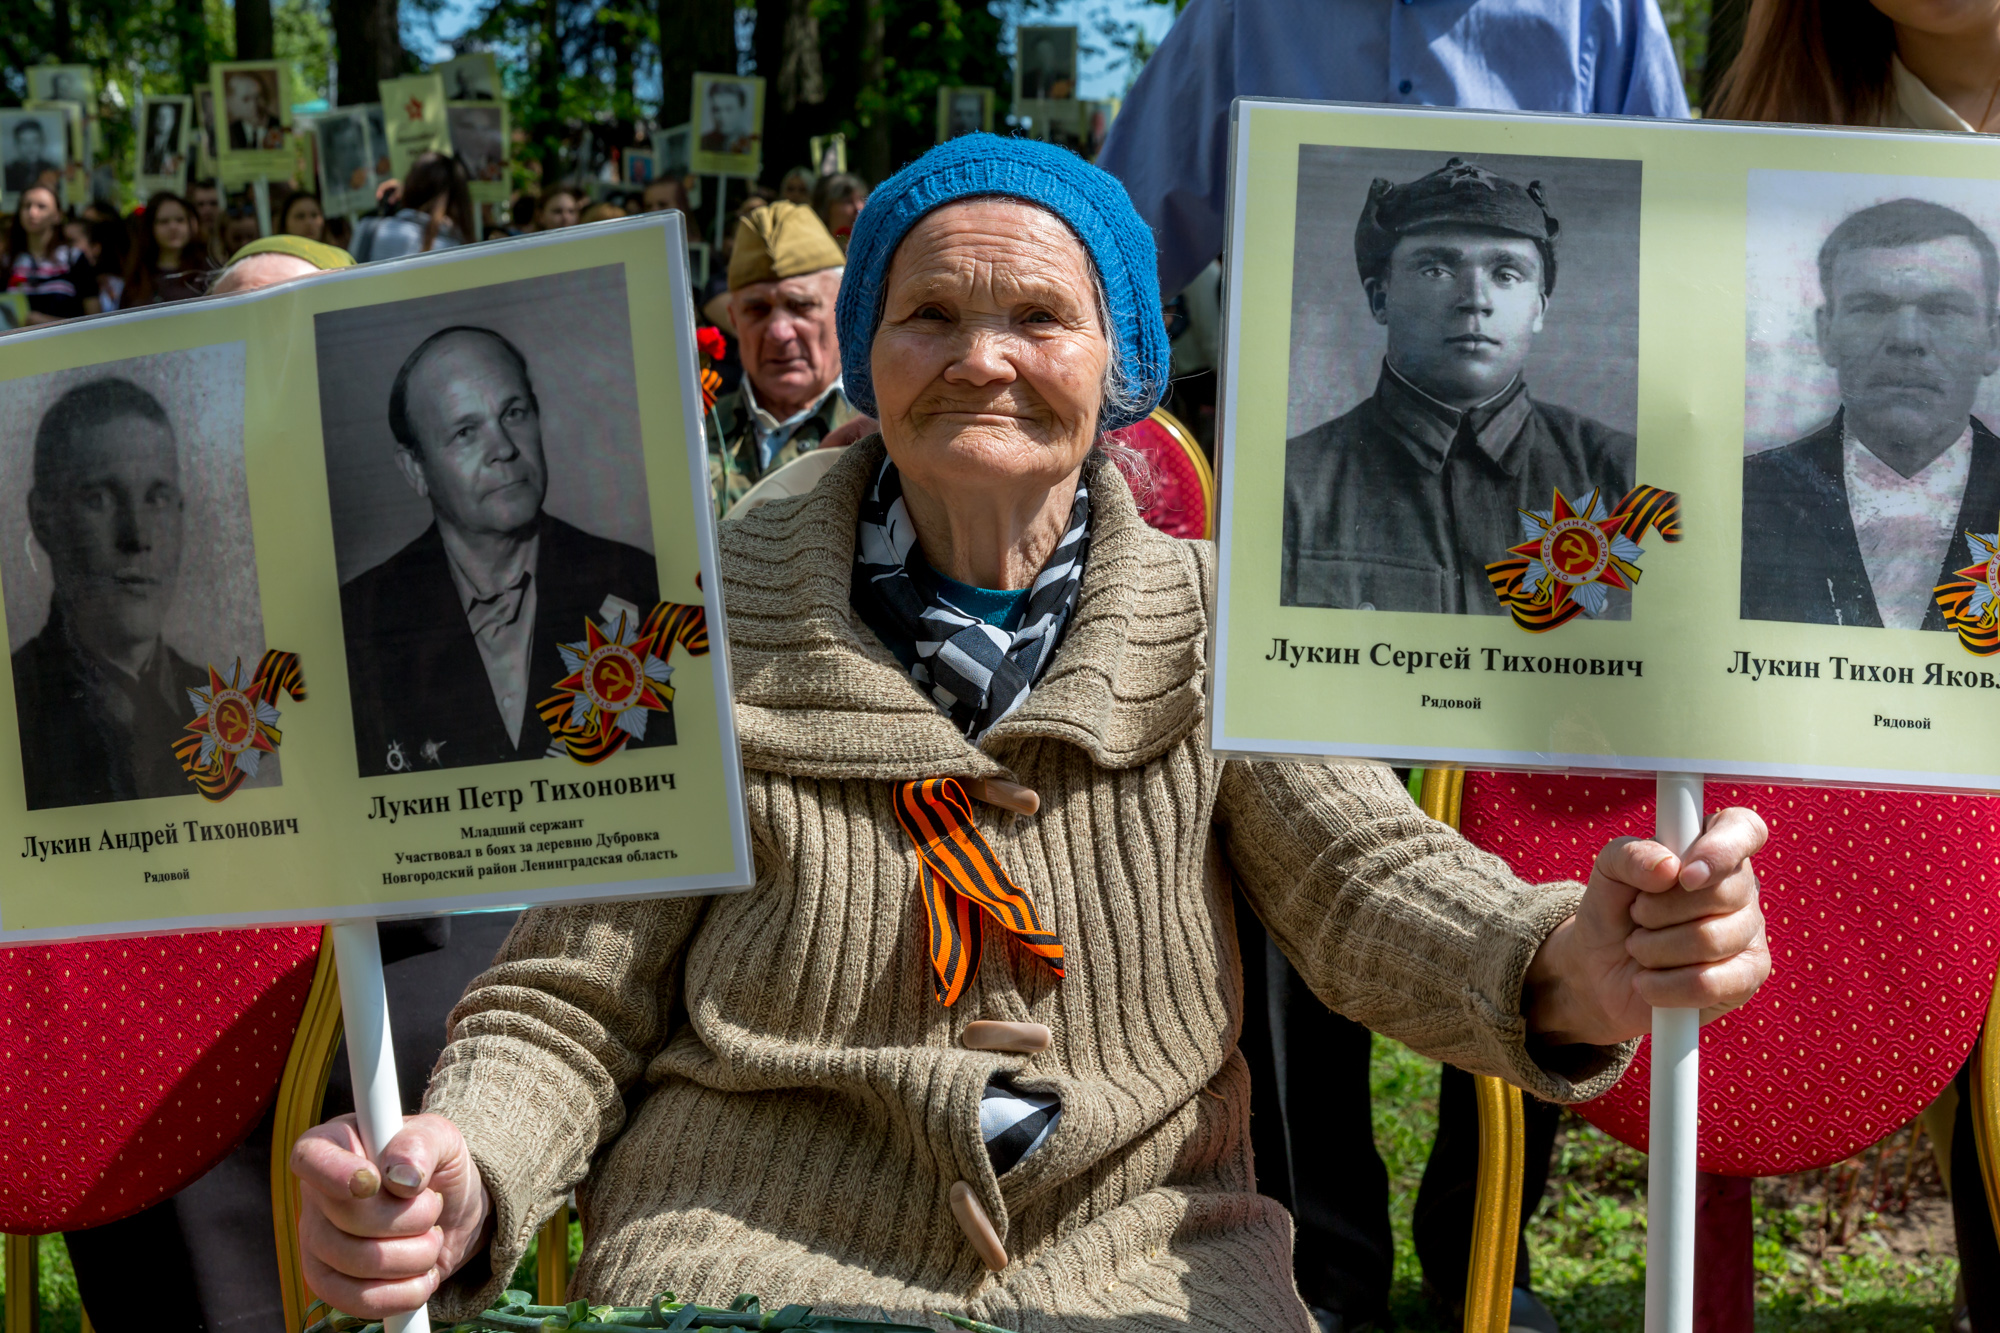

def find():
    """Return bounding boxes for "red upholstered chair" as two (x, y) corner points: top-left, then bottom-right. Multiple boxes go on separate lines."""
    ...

(0, 926), (335, 1333)
(1426, 769), (2000, 1333)
(1104, 407), (1215, 540)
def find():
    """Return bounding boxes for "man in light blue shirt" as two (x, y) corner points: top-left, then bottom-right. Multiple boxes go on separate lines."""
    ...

(1098, 0), (1691, 297)
(1094, 5), (1693, 1330)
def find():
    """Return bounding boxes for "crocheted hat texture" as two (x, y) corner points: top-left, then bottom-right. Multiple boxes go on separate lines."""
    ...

(834, 133), (1166, 431)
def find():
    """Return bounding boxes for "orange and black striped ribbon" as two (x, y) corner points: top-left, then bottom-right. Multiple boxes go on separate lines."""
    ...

(892, 777), (1064, 1006)
(1485, 484), (1683, 633)
(1936, 577), (2000, 656)
(537, 600), (711, 764)
(171, 650), (307, 802)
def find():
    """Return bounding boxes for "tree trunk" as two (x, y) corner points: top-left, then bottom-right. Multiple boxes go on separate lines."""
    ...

(331, 0), (404, 105)
(857, 0), (890, 183)
(177, 0), (210, 97)
(236, 0), (274, 62)
(777, 0), (825, 113)
(50, 0), (73, 62)
(658, 0), (736, 129)
(536, 0), (565, 181)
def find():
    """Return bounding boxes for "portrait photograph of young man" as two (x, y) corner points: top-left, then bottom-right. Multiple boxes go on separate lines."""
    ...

(0, 345), (271, 811)
(1280, 148), (1643, 616)
(314, 265), (664, 779)
(1740, 173), (2000, 631)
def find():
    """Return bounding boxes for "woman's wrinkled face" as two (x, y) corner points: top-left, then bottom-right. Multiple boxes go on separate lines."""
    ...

(871, 199), (1109, 497)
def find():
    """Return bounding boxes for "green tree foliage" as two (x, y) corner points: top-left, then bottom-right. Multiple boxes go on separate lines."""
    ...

(755, 0), (1010, 183)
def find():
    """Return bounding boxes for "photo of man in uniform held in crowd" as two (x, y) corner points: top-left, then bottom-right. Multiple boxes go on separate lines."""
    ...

(1281, 149), (1642, 616)
(316, 266), (663, 779)
(1741, 183), (2000, 631)
(1, 346), (269, 811)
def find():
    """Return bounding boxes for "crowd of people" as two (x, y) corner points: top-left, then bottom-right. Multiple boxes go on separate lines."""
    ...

(0, 147), (873, 372)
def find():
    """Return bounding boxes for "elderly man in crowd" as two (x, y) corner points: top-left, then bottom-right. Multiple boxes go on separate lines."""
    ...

(708, 200), (856, 517)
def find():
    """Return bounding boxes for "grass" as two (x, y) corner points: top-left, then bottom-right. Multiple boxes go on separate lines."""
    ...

(1368, 1033), (1963, 1332)
(1, 1040), (1963, 1332)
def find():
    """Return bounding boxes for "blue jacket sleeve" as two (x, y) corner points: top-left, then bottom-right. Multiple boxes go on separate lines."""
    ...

(1594, 0), (1693, 118)
(1095, 0), (1238, 299)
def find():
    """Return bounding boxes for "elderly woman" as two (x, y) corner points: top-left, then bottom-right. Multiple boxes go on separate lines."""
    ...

(294, 138), (1769, 1331)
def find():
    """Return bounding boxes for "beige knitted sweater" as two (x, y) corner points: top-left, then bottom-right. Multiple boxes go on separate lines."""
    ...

(423, 439), (1634, 1331)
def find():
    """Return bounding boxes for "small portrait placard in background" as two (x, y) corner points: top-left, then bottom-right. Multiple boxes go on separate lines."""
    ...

(136, 95), (193, 197)
(937, 87), (994, 143)
(1014, 25), (1077, 103)
(436, 52), (501, 103)
(690, 73), (764, 179)
(0, 108), (67, 210)
(211, 61), (292, 183)
(809, 132), (845, 177)
(315, 106), (379, 218)
(378, 74), (450, 182)
(624, 149), (655, 187)
(26, 66), (95, 110)
(1213, 98), (2000, 791)
(447, 100), (510, 205)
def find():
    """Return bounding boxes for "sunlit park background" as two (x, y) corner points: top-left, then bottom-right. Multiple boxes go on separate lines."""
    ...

(0, 0), (1976, 1327)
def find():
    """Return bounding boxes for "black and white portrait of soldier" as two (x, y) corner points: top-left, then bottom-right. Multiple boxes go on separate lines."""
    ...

(0, 346), (268, 811)
(699, 78), (758, 155)
(1741, 185), (2000, 630)
(317, 267), (662, 778)
(1, 112), (65, 198)
(1281, 150), (1642, 614)
(141, 99), (185, 179)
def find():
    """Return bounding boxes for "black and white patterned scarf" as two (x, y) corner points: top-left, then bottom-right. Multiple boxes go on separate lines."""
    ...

(852, 456), (1090, 740)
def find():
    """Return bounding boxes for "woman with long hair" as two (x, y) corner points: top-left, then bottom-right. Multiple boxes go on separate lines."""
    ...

(532, 185), (582, 230)
(280, 190), (328, 242)
(5, 184), (99, 323)
(1711, 8), (2000, 1332)
(1709, 0), (2000, 130)
(121, 191), (213, 306)
(351, 152), (473, 260)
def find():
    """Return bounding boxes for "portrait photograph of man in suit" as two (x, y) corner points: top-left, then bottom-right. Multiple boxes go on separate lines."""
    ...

(1280, 148), (1643, 615)
(315, 265), (663, 779)
(0, 345), (270, 811)
(1741, 178), (2000, 631)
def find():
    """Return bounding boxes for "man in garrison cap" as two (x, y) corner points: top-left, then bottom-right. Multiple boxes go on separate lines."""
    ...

(708, 200), (857, 519)
(1282, 157), (1636, 614)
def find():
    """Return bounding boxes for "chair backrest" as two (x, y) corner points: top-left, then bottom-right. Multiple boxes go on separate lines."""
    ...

(0, 926), (322, 1231)
(1103, 407), (1214, 540)
(1459, 772), (2000, 1175)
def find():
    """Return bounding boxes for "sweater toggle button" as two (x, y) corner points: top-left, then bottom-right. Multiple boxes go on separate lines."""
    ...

(964, 777), (1040, 815)
(961, 1020), (1052, 1053)
(949, 1180), (1009, 1270)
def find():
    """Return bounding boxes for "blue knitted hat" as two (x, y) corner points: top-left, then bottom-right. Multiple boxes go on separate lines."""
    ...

(835, 134), (1166, 432)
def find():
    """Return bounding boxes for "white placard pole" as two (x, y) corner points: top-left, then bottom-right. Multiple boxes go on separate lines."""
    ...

(330, 920), (432, 1333)
(1645, 772), (1703, 1333)
(253, 175), (273, 239)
